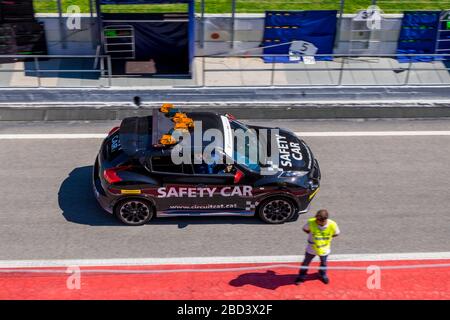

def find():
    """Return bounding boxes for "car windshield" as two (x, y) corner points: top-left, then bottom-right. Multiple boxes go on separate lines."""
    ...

(229, 119), (261, 173)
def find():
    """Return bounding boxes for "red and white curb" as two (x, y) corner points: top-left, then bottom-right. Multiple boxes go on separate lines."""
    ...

(0, 252), (449, 300)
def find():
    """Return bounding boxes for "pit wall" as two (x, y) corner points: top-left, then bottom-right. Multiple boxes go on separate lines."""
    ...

(36, 13), (403, 56)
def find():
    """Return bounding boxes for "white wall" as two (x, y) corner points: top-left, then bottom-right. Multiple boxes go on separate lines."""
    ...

(36, 14), (98, 55)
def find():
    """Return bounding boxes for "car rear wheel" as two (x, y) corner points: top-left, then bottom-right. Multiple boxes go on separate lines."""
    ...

(115, 199), (154, 226)
(258, 198), (295, 224)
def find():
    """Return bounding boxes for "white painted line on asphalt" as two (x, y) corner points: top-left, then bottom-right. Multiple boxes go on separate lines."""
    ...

(2, 263), (450, 274)
(1, 131), (450, 140)
(295, 131), (450, 137)
(0, 252), (449, 268)
(0, 134), (107, 140)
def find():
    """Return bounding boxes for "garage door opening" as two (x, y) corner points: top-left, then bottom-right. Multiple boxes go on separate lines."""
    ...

(97, 0), (194, 78)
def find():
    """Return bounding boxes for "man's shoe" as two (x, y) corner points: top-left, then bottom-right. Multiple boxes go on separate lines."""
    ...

(295, 277), (305, 285)
(320, 275), (330, 284)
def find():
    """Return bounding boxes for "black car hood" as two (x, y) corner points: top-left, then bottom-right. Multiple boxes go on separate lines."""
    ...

(276, 130), (313, 171)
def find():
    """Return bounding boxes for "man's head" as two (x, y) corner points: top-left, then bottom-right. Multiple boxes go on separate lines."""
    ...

(224, 164), (234, 173)
(315, 209), (329, 226)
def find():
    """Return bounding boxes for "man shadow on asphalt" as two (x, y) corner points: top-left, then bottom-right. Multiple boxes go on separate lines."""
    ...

(229, 270), (321, 290)
(59, 166), (264, 227)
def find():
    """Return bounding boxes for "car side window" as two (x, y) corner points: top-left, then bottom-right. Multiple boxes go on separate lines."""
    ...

(192, 162), (233, 175)
(151, 156), (183, 174)
(191, 152), (231, 175)
(192, 162), (214, 175)
(151, 156), (195, 175)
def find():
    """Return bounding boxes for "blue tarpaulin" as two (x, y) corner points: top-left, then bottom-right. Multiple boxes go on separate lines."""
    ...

(261, 10), (337, 63)
(397, 11), (440, 62)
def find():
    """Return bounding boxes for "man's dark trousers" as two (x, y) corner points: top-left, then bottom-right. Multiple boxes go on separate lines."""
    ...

(298, 252), (328, 279)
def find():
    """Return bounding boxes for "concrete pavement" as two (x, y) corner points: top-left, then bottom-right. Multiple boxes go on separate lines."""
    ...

(1, 57), (449, 88)
(2, 99), (450, 121)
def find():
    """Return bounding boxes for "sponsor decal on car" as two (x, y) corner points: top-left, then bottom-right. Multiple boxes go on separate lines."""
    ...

(168, 203), (239, 210)
(157, 186), (253, 198)
(110, 134), (121, 152)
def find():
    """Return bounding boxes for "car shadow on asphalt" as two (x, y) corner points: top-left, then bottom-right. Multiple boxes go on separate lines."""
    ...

(59, 166), (265, 227)
(229, 270), (322, 290)
(151, 216), (265, 229)
(59, 166), (122, 226)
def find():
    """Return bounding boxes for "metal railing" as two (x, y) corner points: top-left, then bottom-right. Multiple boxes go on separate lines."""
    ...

(197, 53), (450, 87)
(0, 55), (112, 88)
(0, 53), (449, 88)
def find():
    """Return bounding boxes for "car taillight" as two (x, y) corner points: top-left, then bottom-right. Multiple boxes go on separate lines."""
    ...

(103, 165), (132, 184)
(234, 169), (244, 184)
(103, 168), (122, 184)
(108, 126), (120, 136)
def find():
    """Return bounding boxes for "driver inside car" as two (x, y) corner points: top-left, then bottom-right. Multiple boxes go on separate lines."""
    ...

(194, 152), (222, 174)
(220, 164), (236, 174)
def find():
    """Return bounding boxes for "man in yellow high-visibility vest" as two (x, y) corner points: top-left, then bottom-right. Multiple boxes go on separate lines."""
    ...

(295, 209), (340, 285)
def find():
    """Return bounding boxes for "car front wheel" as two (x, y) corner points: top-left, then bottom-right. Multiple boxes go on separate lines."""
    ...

(115, 198), (154, 226)
(258, 198), (296, 224)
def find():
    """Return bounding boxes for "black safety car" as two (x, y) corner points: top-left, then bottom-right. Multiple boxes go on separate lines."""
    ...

(93, 108), (320, 225)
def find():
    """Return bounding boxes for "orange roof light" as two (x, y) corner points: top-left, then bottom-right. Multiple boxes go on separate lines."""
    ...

(157, 105), (195, 146)
(160, 103), (174, 113)
(173, 113), (194, 129)
(160, 134), (177, 145)
(174, 122), (190, 131)
(172, 112), (187, 122)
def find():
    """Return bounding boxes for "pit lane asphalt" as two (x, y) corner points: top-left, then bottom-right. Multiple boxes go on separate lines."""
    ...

(0, 119), (449, 260)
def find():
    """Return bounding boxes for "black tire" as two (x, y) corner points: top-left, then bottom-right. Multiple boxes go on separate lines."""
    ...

(257, 197), (296, 224)
(289, 211), (300, 222)
(114, 198), (154, 226)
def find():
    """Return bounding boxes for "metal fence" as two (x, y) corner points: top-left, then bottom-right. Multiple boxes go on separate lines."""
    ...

(0, 53), (449, 88)
(197, 53), (450, 87)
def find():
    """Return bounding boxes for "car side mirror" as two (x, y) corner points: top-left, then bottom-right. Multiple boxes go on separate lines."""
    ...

(234, 170), (244, 184)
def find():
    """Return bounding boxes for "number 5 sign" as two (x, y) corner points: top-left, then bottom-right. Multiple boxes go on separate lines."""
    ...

(289, 41), (318, 61)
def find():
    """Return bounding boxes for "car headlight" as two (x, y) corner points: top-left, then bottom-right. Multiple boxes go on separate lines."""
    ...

(307, 179), (319, 190)
(279, 171), (308, 178)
